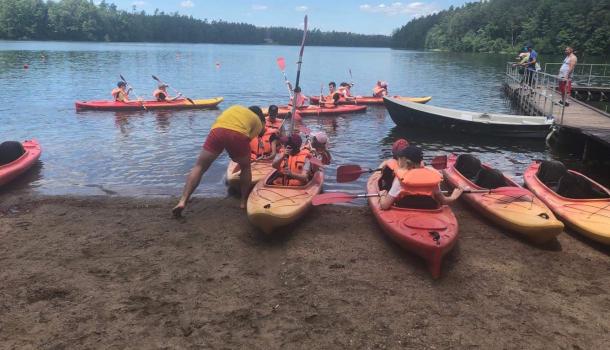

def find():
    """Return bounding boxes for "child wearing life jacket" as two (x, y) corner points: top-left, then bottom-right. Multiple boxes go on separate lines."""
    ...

(379, 138), (409, 191)
(111, 81), (131, 102)
(379, 146), (464, 210)
(250, 124), (280, 160)
(372, 81), (388, 97)
(306, 131), (331, 165)
(289, 87), (309, 108)
(272, 134), (312, 186)
(337, 82), (352, 98)
(265, 105), (283, 130)
(153, 83), (182, 102)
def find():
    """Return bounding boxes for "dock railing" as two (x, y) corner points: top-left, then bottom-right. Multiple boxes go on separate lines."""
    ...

(505, 62), (566, 123)
(543, 63), (610, 87)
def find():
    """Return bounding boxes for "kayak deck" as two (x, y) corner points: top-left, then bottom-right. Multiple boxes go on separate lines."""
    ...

(225, 159), (274, 190)
(75, 97), (224, 111)
(0, 140), (42, 187)
(247, 169), (324, 234)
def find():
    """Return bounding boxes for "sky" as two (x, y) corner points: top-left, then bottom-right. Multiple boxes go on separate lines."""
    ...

(111, 0), (472, 35)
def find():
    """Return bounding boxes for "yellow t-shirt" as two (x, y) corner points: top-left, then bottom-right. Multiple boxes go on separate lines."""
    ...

(211, 105), (263, 139)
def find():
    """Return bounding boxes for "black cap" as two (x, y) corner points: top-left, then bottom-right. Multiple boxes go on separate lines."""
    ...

(398, 145), (423, 163)
(248, 105), (264, 119)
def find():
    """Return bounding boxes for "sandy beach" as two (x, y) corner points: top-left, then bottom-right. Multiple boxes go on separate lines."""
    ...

(0, 192), (608, 349)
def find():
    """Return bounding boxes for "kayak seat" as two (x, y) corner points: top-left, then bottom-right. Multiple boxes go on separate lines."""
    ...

(454, 154), (481, 180)
(474, 168), (506, 189)
(537, 160), (567, 189)
(0, 141), (25, 165)
(557, 172), (609, 199)
(395, 195), (439, 210)
(379, 166), (395, 191)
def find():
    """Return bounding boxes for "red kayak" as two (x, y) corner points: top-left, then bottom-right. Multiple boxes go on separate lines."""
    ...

(276, 104), (366, 117)
(309, 95), (432, 105)
(367, 162), (458, 279)
(75, 97), (224, 111)
(0, 140), (41, 187)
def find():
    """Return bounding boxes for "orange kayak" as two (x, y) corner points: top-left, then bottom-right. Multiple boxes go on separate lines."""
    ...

(524, 160), (610, 245)
(367, 163), (458, 279)
(0, 140), (41, 187)
(309, 95), (432, 105)
(443, 154), (563, 244)
(247, 169), (323, 234)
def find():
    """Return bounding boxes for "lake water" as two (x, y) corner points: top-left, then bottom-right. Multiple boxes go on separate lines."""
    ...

(0, 41), (601, 197)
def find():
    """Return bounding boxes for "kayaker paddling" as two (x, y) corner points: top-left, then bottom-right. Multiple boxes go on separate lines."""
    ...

(111, 81), (131, 102)
(306, 132), (332, 165)
(378, 146), (465, 210)
(173, 105), (266, 216)
(289, 86), (309, 108)
(153, 83), (182, 102)
(372, 81), (388, 97)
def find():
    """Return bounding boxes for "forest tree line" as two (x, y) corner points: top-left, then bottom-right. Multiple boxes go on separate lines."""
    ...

(392, 0), (610, 56)
(0, 0), (390, 47)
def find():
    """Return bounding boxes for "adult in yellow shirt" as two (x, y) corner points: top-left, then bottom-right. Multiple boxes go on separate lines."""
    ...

(173, 105), (266, 216)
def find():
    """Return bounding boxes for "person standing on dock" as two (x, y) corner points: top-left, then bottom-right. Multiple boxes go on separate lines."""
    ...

(558, 47), (577, 107)
(521, 44), (538, 87)
(172, 105), (266, 216)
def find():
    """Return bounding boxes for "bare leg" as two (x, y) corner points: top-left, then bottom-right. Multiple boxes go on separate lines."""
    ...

(235, 155), (253, 209)
(172, 149), (219, 217)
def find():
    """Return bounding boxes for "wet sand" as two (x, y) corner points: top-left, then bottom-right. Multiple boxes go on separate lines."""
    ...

(0, 192), (608, 349)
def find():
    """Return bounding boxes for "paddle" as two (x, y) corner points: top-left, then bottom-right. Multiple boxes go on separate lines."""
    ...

(336, 156), (448, 183)
(152, 75), (194, 104)
(120, 74), (146, 110)
(336, 165), (383, 183)
(313, 187), (530, 206)
(289, 15), (308, 134)
(276, 57), (294, 99)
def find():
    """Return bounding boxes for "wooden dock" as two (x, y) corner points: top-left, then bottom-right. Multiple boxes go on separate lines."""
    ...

(504, 81), (610, 160)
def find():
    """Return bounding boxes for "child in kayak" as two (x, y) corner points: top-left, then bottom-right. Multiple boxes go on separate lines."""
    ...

(272, 134), (312, 186)
(153, 83), (182, 102)
(306, 131), (332, 165)
(250, 117), (281, 160)
(378, 146), (464, 210)
(112, 81), (131, 102)
(379, 138), (409, 191)
(372, 81), (388, 97)
(173, 105), (266, 215)
(337, 82), (352, 98)
(265, 105), (283, 130)
(289, 87), (309, 108)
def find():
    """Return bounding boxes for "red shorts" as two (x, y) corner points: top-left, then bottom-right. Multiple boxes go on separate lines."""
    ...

(203, 128), (251, 161)
(558, 80), (572, 97)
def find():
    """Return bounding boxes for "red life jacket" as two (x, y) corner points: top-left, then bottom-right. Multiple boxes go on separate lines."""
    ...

(393, 167), (442, 200)
(274, 149), (311, 186)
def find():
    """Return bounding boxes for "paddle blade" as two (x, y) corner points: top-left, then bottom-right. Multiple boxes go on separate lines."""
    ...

(430, 155), (447, 170)
(276, 57), (286, 71)
(312, 192), (356, 206)
(186, 97), (195, 105)
(336, 164), (365, 183)
(152, 75), (161, 82)
(120, 74), (126, 82)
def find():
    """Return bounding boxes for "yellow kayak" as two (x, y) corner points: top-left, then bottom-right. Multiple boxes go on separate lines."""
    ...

(247, 170), (324, 234)
(444, 154), (564, 244)
(225, 159), (274, 189)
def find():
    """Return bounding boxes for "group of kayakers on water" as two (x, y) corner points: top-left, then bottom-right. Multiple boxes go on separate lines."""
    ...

(288, 81), (388, 108)
(112, 81), (182, 102)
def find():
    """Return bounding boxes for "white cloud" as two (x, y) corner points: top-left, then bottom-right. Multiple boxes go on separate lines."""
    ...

(180, 0), (194, 8)
(132, 1), (146, 7)
(359, 2), (437, 16)
(295, 5), (308, 12)
(252, 4), (268, 11)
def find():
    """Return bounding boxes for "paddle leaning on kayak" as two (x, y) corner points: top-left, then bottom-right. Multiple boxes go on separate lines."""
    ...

(172, 105), (267, 216)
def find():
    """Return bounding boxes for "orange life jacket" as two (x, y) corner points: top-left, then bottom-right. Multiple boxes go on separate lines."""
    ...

(373, 86), (386, 97)
(153, 89), (167, 101)
(394, 167), (442, 199)
(274, 149), (311, 186)
(250, 128), (279, 159)
(265, 118), (282, 130)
